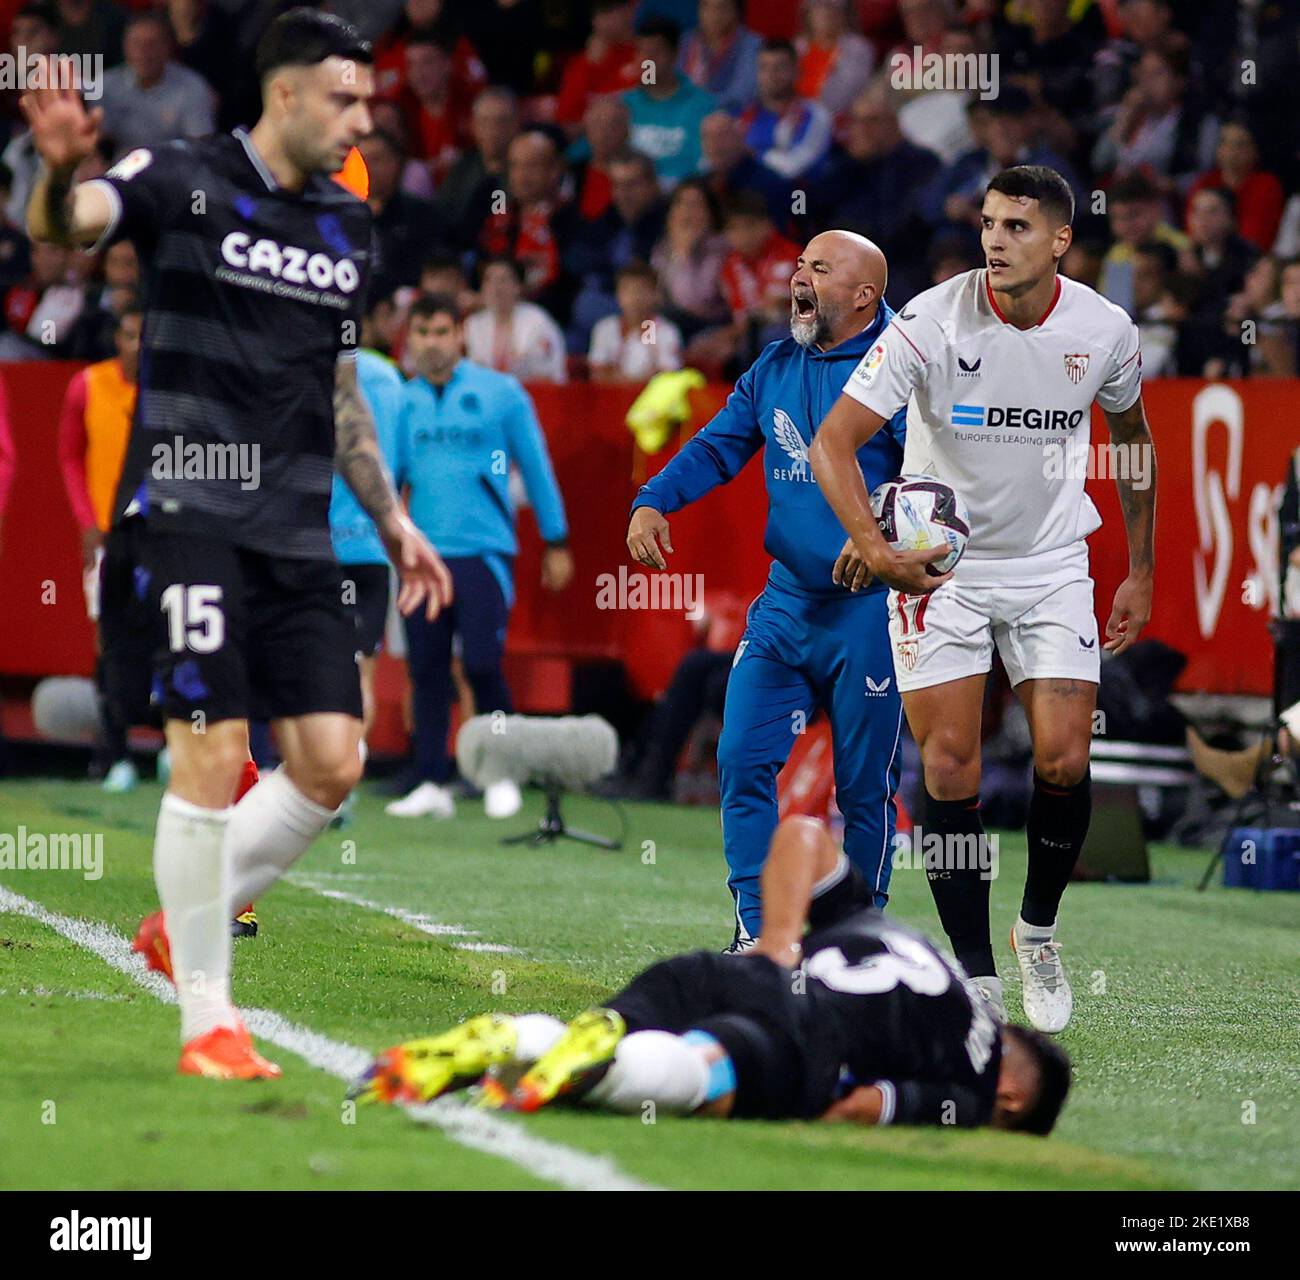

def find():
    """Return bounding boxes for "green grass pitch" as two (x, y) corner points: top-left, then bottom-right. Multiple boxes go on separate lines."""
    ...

(1, 777), (1297, 1190)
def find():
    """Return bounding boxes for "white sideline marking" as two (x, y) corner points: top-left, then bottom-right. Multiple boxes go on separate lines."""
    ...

(288, 877), (521, 954)
(0, 885), (655, 1192)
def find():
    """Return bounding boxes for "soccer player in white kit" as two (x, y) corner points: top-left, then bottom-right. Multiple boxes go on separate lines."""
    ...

(808, 166), (1157, 1033)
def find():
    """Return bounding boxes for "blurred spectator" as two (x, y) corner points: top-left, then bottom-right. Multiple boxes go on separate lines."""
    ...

(3, 5), (62, 225)
(99, 12), (216, 153)
(796, 0), (876, 117)
(462, 0), (548, 95)
(1, 240), (85, 359)
(919, 89), (1079, 243)
(572, 94), (631, 222)
(465, 256), (568, 384)
(1097, 173), (1190, 315)
(927, 232), (981, 286)
(56, 0), (125, 66)
(885, 0), (949, 63)
(0, 163), (31, 296)
(417, 252), (476, 319)
(1060, 238), (1107, 291)
(67, 238), (138, 360)
(698, 110), (791, 231)
(1224, 255), (1292, 379)
(360, 129), (454, 301)
(374, 0), (486, 104)
(813, 86), (940, 304)
(567, 147), (667, 347)
(1251, 257), (1300, 378)
(556, 0), (640, 132)
(433, 86), (517, 248)
(476, 129), (580, 324)
(1091, 36), (1215, 188)
(1185, 119), (1285, 255)
(996, 0), (1105, 123)
(738, 38), (833, 181)
(368, 99), (436, 200)
(1091, 0), (1177, 113)
(1130, 240), (1183, 377)
(397, 35), (472, 183)
(588, 260), (683, 382)
(166, 0), (244, 131)
(688, 190), (800, 370)
(650, 176), (730, 340)
(623, 19), (716, 184)
(1178, 186), (1259, 377)
(679, 0), (761, 114)
(890, 22), (978, 166)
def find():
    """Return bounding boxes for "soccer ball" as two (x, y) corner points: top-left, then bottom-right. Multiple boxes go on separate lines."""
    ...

(869, 475), (970, 576)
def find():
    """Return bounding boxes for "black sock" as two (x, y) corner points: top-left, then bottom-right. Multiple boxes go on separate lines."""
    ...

(922, 791), (994, 977)
(1021, 769), (1092, 926)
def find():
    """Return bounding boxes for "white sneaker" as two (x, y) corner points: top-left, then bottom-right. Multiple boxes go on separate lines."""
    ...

(102, 759), (139, 793)
(384, 781), (455, 819)
(483, 778), (523, 819)
(967, 975), (1007, 1025)
(1011, 918), (1073, 1033)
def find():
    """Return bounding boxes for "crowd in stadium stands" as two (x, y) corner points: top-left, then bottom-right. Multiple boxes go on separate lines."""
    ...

(0, 0), (1298, 382)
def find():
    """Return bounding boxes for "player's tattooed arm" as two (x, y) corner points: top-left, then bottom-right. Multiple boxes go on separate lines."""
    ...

(333, 358), (397, 523)
(335, 359), (454, 621)
(1103, 397), (1157, 577)
(1101, 397), (1157, 653)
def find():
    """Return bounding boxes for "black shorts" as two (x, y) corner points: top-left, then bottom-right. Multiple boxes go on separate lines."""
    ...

(606, 951), (842, 1120)
(141, 526), (362, 723)
(98, 518), (160, 723)
(341, 562), (390, 657)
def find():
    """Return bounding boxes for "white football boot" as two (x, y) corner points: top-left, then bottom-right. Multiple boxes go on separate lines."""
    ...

(484, 778), (523, 819)
(967, 975), (1007, 1025)
(1011, 918), (1073, 1033)
(384, 781), (456, 819)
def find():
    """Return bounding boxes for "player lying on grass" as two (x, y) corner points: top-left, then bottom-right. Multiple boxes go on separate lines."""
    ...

(352, 816), (1071, 1134)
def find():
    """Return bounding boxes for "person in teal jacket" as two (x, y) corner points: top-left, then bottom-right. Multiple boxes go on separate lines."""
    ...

(387, 293), (573, 822)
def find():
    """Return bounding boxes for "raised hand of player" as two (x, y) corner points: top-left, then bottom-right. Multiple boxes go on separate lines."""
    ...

(19, 85), (102, 170)
(1104, 572), (1152, 654)
(859, 543), (953, 595)
(382, 510), (454, 621)
(627, 506), (673, 571)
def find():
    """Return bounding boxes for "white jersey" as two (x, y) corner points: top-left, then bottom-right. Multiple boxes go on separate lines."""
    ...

(844, 269), (1142, 560)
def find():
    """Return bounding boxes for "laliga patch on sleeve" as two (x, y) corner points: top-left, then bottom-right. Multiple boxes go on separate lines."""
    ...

(106, 148), (153, 182)
(853, 341), (887, 387)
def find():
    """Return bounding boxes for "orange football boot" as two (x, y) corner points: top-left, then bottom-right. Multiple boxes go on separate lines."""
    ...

(178, 1022), (281, 1080)
(132, 910), (174, 983)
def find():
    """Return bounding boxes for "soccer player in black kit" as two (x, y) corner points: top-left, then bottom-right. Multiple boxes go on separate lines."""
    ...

(23, 10), (451, 1080)
(354, 816), (1071, 1134)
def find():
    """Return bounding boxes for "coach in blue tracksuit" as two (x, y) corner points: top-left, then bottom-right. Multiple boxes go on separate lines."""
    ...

(627, 231), (906, 946)
(387, 292), (572, 821)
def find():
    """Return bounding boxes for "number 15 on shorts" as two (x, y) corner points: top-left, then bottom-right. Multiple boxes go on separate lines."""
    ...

(161, 584), (226, 653)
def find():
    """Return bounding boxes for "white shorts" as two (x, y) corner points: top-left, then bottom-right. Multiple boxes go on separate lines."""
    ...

(887, 541), (1100, 692)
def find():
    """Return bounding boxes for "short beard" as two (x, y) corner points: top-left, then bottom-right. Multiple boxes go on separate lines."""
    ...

(791, 303), (835, 349)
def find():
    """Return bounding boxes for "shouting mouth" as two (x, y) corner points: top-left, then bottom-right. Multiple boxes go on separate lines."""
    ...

(792, 292), (818, 320)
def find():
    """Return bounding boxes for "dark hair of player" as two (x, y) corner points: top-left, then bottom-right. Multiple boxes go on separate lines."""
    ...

(254, 8), (373, 86)
(408, 292), (460, 325)
(986, 165), (1075, 228)
(1004, 1024), (1072, 1135)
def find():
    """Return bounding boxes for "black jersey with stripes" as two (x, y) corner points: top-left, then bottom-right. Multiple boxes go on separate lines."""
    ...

(92, 129), (373, 560)
(800, 860), (1002, 1125)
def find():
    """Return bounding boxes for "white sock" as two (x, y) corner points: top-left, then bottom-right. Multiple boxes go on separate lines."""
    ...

(510, 1013), (566, 1062)
(226, 767), (338, 910)
(1015, 916), (1056, 946)
(153, 793), (237, 1042)
(584, 1031), (710, 1115)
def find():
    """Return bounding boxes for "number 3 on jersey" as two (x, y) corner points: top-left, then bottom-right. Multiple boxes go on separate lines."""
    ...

(806, 935), (951, 996)
(160, 584), (225, 653)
